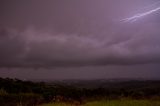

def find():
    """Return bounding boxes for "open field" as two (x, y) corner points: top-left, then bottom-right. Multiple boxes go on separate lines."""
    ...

(40, 99), (160, 106)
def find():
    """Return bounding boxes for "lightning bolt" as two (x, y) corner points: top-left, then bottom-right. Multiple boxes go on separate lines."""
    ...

(121, 2), (160, 23)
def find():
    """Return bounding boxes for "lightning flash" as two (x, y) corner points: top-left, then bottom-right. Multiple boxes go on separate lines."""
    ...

(122, 2), (160, 23)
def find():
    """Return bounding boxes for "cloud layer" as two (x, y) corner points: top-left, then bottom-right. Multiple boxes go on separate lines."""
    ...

(0, 0), (160, 68)
(0, 20), (160, 68)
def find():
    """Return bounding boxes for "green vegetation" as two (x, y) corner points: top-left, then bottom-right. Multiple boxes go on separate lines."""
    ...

(40, 99), (160, 106)
(85, 100), (160, 106)
(0, 77), (160, 106)
(40, 103), (71, 106)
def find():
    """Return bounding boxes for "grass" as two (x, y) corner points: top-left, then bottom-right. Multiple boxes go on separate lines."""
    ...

(84, 100), (160, 106)
(39, 99), (160, 106)
(39, 103), (73, 106)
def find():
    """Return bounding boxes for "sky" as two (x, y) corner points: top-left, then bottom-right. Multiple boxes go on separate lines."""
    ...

(0, 0), (160, 80)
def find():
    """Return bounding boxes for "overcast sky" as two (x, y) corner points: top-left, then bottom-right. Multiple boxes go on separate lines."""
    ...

(0, 0), (160, 80)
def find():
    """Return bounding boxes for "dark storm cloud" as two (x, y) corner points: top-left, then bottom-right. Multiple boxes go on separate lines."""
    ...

(0, 0), (160, 68)
(0, 22), (160, 68)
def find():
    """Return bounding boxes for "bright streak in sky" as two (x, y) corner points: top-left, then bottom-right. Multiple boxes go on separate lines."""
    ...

(121, 2), (160, 23)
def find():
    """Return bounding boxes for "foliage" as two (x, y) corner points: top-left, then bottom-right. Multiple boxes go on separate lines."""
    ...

(0, 88), (8, 96)
(0, 77), (160, 106)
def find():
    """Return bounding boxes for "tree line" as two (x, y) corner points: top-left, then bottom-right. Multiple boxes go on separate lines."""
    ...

(0, 78), (160, 106)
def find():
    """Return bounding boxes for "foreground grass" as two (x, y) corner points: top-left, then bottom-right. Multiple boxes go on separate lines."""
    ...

(85, 100), (160, 106)
(39, 103), (72, 106)
(40, 99), (160, 106)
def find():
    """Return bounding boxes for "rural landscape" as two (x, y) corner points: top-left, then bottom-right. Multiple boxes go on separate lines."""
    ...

(1, 0), (160, 106)
(0, 77), (160, 106)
